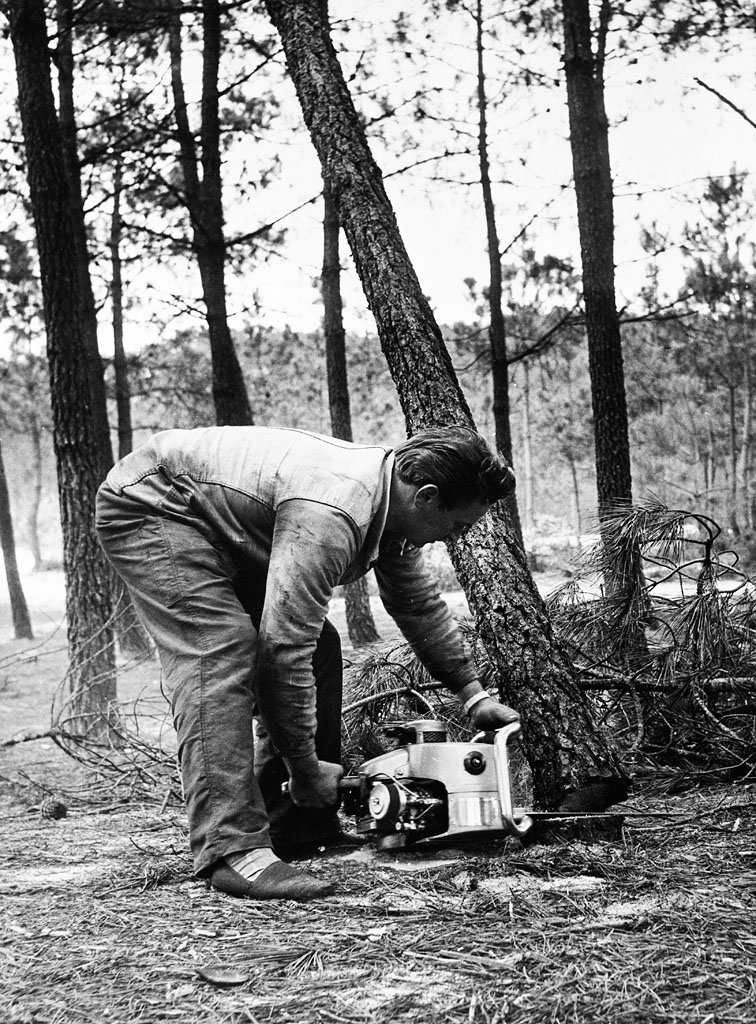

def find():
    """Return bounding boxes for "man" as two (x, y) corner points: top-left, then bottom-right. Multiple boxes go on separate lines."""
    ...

(96, 424), (519, 901)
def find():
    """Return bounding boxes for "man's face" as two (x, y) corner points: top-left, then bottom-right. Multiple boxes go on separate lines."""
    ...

(404, 486), (492, 547)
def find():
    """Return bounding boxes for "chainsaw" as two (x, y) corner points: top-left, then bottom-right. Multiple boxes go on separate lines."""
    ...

(338, 719), (535, 850)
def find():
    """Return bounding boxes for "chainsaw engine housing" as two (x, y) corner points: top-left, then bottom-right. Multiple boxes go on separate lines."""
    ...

(341, 719), (532, 849)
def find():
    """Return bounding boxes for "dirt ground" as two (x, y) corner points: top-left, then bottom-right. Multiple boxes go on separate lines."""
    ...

(1, 569), (755, 1024)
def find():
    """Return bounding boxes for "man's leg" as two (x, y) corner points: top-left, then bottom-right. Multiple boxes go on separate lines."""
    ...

(254, 619), (345, 848)
(98, 509), (269, 871)
(96, 489), (334, 897)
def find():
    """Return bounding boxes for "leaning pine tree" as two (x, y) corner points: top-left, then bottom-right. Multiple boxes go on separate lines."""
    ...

(265, 0), (628, 810)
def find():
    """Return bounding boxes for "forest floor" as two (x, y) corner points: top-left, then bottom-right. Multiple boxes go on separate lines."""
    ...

(1, 567), (755, 1024)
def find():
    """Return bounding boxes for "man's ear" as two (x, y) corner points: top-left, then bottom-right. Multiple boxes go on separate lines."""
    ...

(413, 483), (440, 508)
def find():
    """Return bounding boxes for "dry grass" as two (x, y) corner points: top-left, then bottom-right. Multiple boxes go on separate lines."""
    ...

(2, 585), (755, 1023)
(1, 782), (755, 1024)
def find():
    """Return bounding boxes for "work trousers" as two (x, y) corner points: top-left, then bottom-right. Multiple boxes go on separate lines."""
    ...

(95, 485), (342, 875)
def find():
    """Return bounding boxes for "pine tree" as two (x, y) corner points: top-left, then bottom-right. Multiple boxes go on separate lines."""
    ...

(3, 0), (117, 737)
(265, 0), (628, 809)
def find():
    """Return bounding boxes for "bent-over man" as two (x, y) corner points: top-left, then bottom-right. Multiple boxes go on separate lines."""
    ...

(96, 424), (519, 900)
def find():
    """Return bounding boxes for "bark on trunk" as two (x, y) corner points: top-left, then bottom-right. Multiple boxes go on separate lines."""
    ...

(727, 376), (740, 535)
(6, 0), (117, 736)
(168, 0), (253, 427)
(110, 156), (133, 462)
(343, 580), (380, 647)
(561, 0), (647, 669)
(569, 453), (582, 540)
(55, 0), (113, 478)
(26, 405), (44, 570)
(520, 360), (535, 535)
(109, 165), (152, 658)
(707, 421), (716, 509)
(58, 3), (149, 660)
(322, 183), (352, 442)
(738, 353), (752, 530)
(0, 438), (34, 639)
(266, 0), (628, 809)
(266, 1), (473, 430)
(322, 177), (380, 646)
(561, 0), (632, 518)
(475, 0), (523, 546)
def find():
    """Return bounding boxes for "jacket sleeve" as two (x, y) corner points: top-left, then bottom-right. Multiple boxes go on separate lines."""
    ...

(373, 540), (479, 693)
(254, 498), (359, 759)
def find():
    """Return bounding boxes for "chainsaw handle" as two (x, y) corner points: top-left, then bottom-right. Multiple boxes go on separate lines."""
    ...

(473, 723), (533, 838)
(280, 778), (357, 794)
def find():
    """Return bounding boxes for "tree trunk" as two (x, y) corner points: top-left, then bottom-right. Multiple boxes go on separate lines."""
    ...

(707, 421), (716, 508)
(59, 1), (149, 660)
(727, 378), (740, 535)
(561, 0), (632, 518)
(568, 453), (582, 540)
(5, 0), (117, 736)
(265, 0), (628, 809)
(520, 360), (535, 535)
(26, 405), (44, 571)
(55, 0), (113, 478)
(322, 183), (352, 442)
(322, 176), (380, 646)
(561, 0), (647, 671)
(0, 438), (33, 639)
(740, 356), (753, 531)
(108, 156), (152, 658)
(475, 0), (523, 546)
(168, 0), (254, 427)
(110, 155), (133, 462)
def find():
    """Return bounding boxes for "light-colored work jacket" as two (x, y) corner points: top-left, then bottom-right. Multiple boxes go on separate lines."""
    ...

(100, 426), (478, 757)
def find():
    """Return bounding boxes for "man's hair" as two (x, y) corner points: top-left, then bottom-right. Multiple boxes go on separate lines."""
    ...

(393, 425), (515, 508)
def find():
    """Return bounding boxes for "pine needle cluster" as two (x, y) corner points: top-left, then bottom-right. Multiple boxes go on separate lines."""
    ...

(545, 500), (756, 779)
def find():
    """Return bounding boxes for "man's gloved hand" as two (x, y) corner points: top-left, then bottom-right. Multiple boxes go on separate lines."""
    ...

(286, 756), (344, 809)
(468, 695), (520, 732)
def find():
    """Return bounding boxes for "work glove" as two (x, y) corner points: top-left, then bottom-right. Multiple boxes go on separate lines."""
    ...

(286, 756), (344, 809)
(469, 695), (520, 733)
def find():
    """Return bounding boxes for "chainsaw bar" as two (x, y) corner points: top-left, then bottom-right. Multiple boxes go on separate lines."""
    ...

(521, 810), (627, 839)
(525, 811), (626, 821)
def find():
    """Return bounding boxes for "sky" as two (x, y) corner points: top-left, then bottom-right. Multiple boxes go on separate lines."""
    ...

(219, 3), (756, 336)
(0, 2), (754, 351)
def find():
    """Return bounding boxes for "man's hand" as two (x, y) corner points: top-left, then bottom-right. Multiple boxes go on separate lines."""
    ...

(469, 695), (520, 732)
(286, 757), (344, 809)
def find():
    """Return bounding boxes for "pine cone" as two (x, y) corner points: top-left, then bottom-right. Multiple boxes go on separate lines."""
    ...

(40, 797), (68, 820)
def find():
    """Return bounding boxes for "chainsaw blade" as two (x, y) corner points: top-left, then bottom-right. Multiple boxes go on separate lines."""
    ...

(524, 810), (626, 820)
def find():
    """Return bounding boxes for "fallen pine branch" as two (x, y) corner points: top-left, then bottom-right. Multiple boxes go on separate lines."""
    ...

(342, 681), (445, 715)
(578, 675), (756, 693)
(1, 728), (58, 748)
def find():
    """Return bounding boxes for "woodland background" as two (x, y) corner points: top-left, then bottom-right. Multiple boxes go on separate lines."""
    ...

(1, 0), (755, 572)
(0, 0), (755, 801)
(1, 5), (756, 1022)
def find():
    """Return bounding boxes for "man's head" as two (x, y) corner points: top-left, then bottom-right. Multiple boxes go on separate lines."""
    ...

(389, 425), (515, 546)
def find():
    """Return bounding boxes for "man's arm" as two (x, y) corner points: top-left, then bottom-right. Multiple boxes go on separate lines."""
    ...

(254, 499), (357, 794)
(373, 540), (519, 729)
